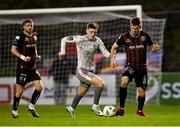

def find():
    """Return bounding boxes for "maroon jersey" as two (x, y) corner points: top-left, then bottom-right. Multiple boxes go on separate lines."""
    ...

(116, 30), (153, 69)
(12, 32), (38, 70)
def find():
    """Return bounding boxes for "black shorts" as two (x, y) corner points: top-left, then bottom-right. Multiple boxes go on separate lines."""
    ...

(122, 66), (147, 88)
(16, 68), (41, 86)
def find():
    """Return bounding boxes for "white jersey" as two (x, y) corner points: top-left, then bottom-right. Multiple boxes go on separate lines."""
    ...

(61, 35), (110, 70)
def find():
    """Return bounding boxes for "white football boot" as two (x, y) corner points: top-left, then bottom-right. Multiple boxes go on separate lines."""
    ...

(66, 106), (76, 118)
(91, 104), (103, 116)
(11, 110), (19, 118)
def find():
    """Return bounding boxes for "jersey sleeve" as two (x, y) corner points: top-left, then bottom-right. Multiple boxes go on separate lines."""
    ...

(60, 35), (80, 55)
(33, 32), (38, 42)
(66, 35), (81, 43)
(12, 35), (21, 47)
(146, 33), (153, 46)
(115, 35), (125, 46)
(98, 37), (110, 58)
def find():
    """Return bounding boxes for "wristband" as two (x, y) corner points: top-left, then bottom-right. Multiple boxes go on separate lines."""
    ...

(20, 55), (25, 61)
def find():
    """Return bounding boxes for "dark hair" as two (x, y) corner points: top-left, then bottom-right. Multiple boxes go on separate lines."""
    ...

(22, 18), (33, 26)
(130, 17), (141, 26)
(86, 22), (99, 29)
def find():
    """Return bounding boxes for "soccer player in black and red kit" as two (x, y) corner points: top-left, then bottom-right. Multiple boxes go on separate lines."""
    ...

(110, 17), (160, 116)
(11, 19), (43, 118)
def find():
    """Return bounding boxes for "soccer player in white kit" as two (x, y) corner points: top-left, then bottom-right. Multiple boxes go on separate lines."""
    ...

(59, 22), (110, 117)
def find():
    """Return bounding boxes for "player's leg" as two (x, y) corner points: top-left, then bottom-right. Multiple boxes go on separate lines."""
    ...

(135, 69), (147, 116)
(66, 83), (89, 117)
(71, 68), (104, 116)
(136, 87), (146, 116)
(12, 68), (27, 118)
(26, 69), (42, 117)
(91, 75), (104, 103)
(89, 75), (105, 116)
(27, 80), (43, 117)
(72, 83), (89, 109)
(12, 84), (24, 118)
(116, 75), (129, 116)
(117, 66), (135, 116)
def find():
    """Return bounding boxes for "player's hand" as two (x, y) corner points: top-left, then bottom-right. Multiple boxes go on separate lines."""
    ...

(20, 55), (30, 62)
(24, 56), (31, 62)
(152, 43), (160, 52)
(155, 43), (160, 51)
(36, 55), (41, 60)
(58, 52), (65, 59)
(58, 52), (65, 57)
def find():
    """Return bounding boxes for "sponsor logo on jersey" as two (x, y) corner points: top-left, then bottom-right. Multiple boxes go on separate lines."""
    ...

(129, 44), (144, 49)
(126, 39), (131, 43)
(26, 44), (36, 47)
(25, 37), (28, 41)
(140, 36), (146, 41)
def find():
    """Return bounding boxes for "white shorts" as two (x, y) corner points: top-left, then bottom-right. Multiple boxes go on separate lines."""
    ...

(76, 68), (95, 86)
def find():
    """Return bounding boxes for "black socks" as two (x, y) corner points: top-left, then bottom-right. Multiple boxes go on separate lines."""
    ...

(138, 96), (145, 111)
(13, 96), (20, 110)
(31, 89), (41, 104)
(119, 87), (127, 108)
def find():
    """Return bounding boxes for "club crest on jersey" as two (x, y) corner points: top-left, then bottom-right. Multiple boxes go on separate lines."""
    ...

(140, 36), (146, 41)
(25, 37), (28, 41)
(126, 39), (131, 43)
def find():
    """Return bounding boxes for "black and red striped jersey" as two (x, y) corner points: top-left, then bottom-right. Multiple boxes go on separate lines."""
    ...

(116, 30), (153, 69)
(12, 32), (38, 69)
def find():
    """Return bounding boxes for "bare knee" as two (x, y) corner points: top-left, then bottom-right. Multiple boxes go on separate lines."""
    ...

(15, 85), (24, 97)
(121, 77), (129, 88)
(15, 91), (23, 98)
(137, 87), (146, 97)
(36, 85), (43, 91)
(33, 80), (43, 91)
(91, 76), (104, 88)
(98, 79), (104, 88)
(77, 91), (86, 96)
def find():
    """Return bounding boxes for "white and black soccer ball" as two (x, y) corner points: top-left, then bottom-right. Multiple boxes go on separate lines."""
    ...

(103, 105), (116, 117)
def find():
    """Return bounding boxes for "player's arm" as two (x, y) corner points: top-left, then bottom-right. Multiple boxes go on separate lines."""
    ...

(34, 45), (41, 60)
(98, 40), (110, 58)
(146, 32), (160, 52)
(11, 45), (31, 62)
(110, 42), (119, 67)
(58, 35), (79, 56)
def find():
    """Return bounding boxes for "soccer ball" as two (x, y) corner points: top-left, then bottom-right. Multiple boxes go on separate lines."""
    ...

(103, 105), (116, 117)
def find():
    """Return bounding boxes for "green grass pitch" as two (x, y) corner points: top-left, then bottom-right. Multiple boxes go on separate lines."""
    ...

(0, 104), (180, 126)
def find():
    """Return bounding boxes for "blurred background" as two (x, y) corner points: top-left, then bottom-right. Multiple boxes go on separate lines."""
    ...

(0, 0), (179, 106)
(0, 0), (179, 73)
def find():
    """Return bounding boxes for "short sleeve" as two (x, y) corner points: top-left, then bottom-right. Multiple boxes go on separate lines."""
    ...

(116, 35), (125, 46)
(12, 35), (21, 47)
(146, 33), (153, 46)
(66, 35), (81, 43)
